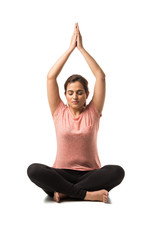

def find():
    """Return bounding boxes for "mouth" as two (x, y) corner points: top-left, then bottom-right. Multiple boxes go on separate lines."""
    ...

(72, 101), (79, 104)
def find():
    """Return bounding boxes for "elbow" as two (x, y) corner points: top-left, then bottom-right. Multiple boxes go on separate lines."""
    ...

(47, 73), (52, 79)
(96, 72), (106, 80)
(96, 70), (106, 80)
(47, 74), (57, 81)
(47, 73), (50, 79)
(102, 74), (106, 79)
(101, 71), (106, 79)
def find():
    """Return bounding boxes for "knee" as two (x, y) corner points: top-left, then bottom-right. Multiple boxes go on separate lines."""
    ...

(103, 164), (125, 182)
(116, 165), (125, 182)
(27, 163), (40, 180)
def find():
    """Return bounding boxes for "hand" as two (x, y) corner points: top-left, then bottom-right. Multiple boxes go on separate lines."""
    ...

(69, 23), (84, 52)
(76, 23), (84, 51)
(68, 23), (79, 52)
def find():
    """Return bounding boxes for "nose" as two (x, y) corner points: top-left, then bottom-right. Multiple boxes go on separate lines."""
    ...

(73, 93), (78, 99)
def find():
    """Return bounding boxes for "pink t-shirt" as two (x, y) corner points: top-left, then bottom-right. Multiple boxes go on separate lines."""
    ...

(52, 99), (102, 171)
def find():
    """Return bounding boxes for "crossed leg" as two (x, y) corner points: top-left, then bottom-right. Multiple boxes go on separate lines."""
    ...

(53, 165), (125, 203)
(27, 163), (87, 199)
(27, 163), (125, 203)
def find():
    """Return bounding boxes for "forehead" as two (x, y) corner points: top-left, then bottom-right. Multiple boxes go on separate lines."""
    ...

(67, 81), (84, 91)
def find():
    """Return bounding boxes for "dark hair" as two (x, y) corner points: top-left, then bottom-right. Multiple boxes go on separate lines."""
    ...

(64, 74), (89, 107)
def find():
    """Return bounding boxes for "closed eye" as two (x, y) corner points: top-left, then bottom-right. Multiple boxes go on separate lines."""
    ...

(69, 93), (83, 95)
(68, 91), (83, 95)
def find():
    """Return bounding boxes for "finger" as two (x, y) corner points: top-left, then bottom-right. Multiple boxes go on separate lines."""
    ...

(74, 30), (79, 36)
(74, 23), (78, 30)
(74, 26), (78, 32)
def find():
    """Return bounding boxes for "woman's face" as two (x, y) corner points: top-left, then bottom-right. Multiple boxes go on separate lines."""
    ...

(65, 81), (89, 109)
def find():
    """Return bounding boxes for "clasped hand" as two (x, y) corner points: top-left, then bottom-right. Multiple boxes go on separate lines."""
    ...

(69, 22), (83, 52)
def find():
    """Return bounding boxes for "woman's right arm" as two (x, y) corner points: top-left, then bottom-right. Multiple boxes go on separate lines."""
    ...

(47, 48), (73, 80)
(47, 48), (73, 116)
(47, 23), (78, 116)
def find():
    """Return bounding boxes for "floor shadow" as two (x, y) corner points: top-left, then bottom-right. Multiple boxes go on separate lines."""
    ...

(107, 196), (112, 204)
(44, 195), (112, 204)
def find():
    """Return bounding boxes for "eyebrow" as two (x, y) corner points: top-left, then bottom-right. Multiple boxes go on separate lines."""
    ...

(67, 89), (83, 92)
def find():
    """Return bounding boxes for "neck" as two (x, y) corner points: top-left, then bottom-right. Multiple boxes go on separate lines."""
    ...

(69, 105), (85, 116)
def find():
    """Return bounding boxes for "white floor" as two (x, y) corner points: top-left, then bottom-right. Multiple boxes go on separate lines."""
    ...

(1, 172), (159, 240)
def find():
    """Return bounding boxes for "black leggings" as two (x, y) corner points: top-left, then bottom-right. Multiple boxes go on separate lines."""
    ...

(27, 163), (125, 200)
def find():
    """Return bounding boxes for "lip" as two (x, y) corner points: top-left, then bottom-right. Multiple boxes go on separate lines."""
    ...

(72, 101), (79, 104)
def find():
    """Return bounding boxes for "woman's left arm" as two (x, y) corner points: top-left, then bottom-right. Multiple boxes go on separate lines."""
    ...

(80, 48), (106, 114)
(76, 24), (105, 114)
(79, 47), (105, 79)
(80, 48), (106, 115)
(76, 23), (106, 114)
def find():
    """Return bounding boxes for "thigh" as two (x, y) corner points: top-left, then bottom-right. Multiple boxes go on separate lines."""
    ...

(75, 165), (125, 190)
(27, 163), (86, 198)
(27, 163), (81, 184)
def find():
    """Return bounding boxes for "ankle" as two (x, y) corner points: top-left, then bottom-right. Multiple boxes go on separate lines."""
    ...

(84, 191), (91, 200)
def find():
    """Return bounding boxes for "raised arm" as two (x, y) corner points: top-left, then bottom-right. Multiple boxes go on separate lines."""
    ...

(76, 23), (106, 115)
(47, 48), (73, 116)
(47, 23), (78, 116)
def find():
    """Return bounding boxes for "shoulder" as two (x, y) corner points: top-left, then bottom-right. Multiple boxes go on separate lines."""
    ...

(87, 100), (102, 118)
(52, 98), (67, 119)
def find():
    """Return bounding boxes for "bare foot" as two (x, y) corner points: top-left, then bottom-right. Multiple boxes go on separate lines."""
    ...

(53, 192), (68, 203)
(84, 189), (109, 203)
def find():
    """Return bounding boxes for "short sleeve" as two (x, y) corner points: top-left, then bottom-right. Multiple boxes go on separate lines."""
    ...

(89, 100), (102, 118)
(52, 99), (66, 120)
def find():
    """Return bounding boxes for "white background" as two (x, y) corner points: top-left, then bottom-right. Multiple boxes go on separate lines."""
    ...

(0, 0), (160, 239)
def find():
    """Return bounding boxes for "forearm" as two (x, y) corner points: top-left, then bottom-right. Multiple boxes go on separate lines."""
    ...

(79, 48), (105, 78)
(47, 48), (73, 79)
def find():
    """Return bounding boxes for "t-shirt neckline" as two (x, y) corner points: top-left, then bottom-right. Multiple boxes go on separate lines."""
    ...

(68, 106), (86, 120)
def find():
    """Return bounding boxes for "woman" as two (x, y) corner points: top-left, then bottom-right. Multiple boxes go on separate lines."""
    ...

(27, 23), (125, 203)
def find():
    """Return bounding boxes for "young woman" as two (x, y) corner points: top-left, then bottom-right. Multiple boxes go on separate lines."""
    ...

(27, 23), (125, 203)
